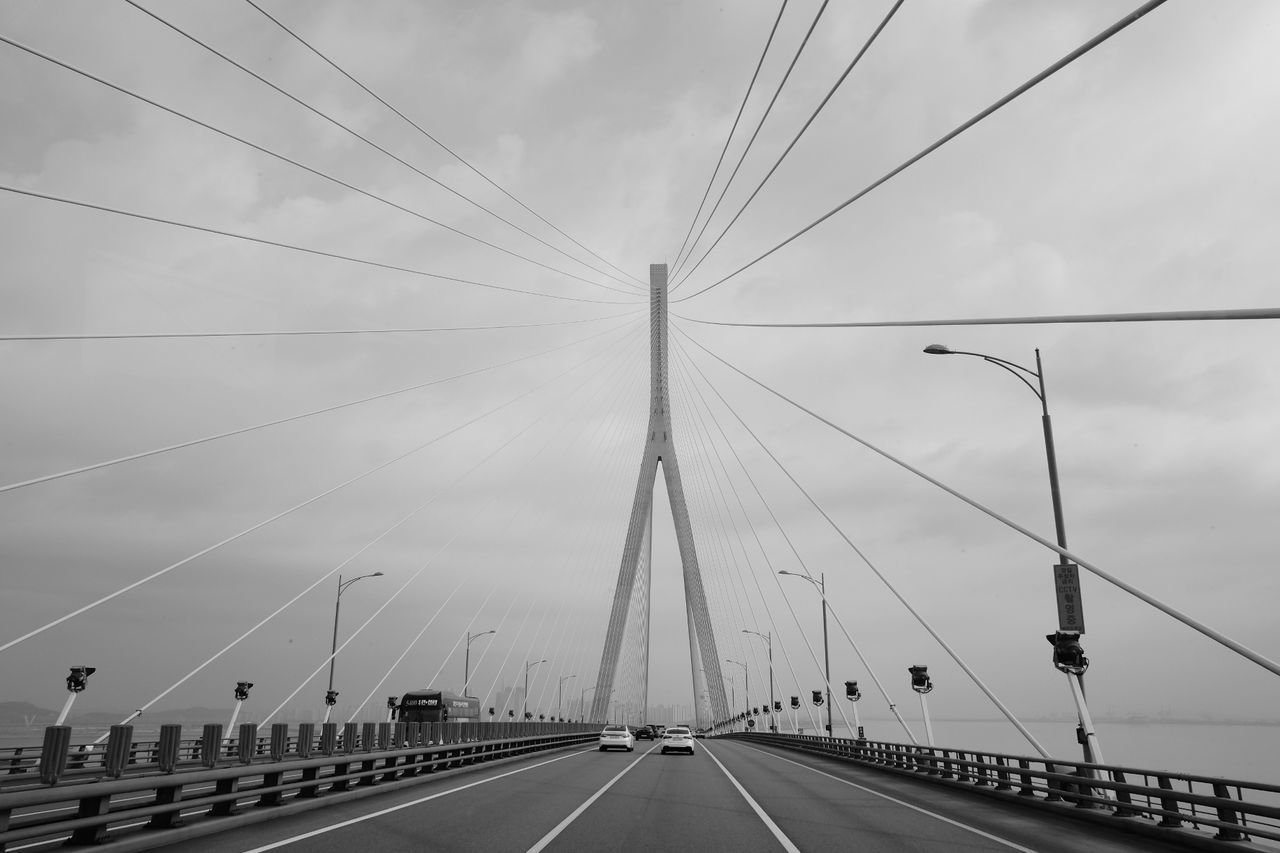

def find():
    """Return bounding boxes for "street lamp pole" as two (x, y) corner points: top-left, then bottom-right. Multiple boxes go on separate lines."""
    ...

(325, 571), (383, 723)
(779, 571), (831, 735)
(580, 684), (597, 722)
(524, 659), (546, 720)
(724, 659), (747, 731)
(464, 630), (496, 695)
(558, 674), (576, 720)
(923, 344), (1102, 763)
(743, 629), (774, 732)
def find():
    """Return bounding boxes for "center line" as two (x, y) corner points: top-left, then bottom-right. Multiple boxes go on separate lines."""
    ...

(524, 744), (659, 853)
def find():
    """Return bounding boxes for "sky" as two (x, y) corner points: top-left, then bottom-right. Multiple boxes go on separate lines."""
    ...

(2, 0), (1279, 753)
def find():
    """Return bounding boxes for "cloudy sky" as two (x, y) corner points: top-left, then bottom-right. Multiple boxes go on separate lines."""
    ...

(2, 0), (1278, 752)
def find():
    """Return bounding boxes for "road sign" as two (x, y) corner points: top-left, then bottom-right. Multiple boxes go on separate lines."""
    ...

(1054, 562), (1085, 633)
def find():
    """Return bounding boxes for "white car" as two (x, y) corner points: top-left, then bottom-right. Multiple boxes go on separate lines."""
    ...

(660, 726), (695, 755)
(598, 724), (635, 752)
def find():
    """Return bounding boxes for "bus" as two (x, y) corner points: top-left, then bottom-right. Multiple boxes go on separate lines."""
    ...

(397, 688), (481, 724)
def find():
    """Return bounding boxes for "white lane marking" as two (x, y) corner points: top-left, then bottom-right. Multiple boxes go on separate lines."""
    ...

(735, 742), (1042, 853)
(239, 746), (594, 852)
(701, 742), (802, 853)
(524, 743), (660, 853)
(8, 839), (64, 851)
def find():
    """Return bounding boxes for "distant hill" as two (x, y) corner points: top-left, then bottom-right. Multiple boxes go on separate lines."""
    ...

(0, 702), (55, 727)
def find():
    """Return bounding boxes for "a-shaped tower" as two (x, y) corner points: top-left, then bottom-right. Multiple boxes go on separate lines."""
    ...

(590, 264), (729, 728)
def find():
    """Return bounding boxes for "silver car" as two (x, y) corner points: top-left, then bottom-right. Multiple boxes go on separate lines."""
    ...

(598, 724), (635, 752)
(660, 725), (695, 755)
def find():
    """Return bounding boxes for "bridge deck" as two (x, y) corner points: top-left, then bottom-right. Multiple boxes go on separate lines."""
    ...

(139, 739), (1196, 853)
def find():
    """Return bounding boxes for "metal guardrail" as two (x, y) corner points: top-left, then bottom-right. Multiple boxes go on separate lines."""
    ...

(728, 732), (1280, 849)
(0, 721), (596, 851)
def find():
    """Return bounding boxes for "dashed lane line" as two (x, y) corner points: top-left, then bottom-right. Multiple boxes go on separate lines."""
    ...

(237, 746), (595, 852)
(523, 743), (661, 853)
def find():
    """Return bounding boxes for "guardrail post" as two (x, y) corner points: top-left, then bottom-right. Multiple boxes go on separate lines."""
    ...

(253, 723), (291, 808)
(297, 723), (315, 759)
(1017, 759), (1036, 796)
(148, 779), (185, 829)
(374, 722), (396, 781)
(1043, 763), (1066, 802)
(69, 790), (114, 844)
(294, 723), (322, 798)
(1156, 775), (1183, 827)
(157, 724), (183, 773)
(103, 725), (134, 778)
(237, 723), (258, 764)
(973, 753), (992, 787)
(356, 722), (379, 786)
(330, 723), (359, 793)
(38, 725), (72, 785)
(343, 722), (360, 754)
(149, 729), (186, 828)
(994, 756), (1013, 791)
(1073, 770), (1096, 809)
(201, 724), (223, 768)
(269, 724), (289, 762)
(320, 722), (338, 755)
(1211, 782), (1246, 841)
(1110, 769), (1137, 817)
(65, 729), (130, 845)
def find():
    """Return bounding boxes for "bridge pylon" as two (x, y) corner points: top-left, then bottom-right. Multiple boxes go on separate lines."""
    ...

(590, 264), (729, 729)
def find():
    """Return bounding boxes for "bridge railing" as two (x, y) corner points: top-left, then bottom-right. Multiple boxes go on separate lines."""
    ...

(0, 720), (584, 787)
(0, 721), (598, 851)
(728, 731), (1280, 847)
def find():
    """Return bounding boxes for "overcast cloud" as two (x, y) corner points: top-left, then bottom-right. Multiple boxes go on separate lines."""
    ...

(2, 1), (1278, 751)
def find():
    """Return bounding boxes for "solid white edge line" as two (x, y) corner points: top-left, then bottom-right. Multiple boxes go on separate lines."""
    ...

(524, 743), (660, 853)
(701, 742), (802, 853)
(237, 746), (595, 852)
(734, 741), (1042, 853)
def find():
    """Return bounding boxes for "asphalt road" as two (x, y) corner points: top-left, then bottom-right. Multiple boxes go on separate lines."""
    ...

(143, 738), (1194, 853)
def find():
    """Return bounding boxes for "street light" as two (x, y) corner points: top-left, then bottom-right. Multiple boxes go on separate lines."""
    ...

(325, 572), (383, 722)
(464, 630), (496, 695)
(56, 666), (95, 726)
(909, 665), (935, 746)
(724, 659), (747, 731)
(227, 681), (253, 734)
(558, 674), (576, 720)
(743, 630), (774, 732)
(524, 659), (546, 721)
(845, 680), (865, 740)
(779, 571), (832, 736)
(923, 344), (1101, 763)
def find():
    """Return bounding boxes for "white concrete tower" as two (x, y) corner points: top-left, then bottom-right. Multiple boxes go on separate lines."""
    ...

(590, 264), (729, 728)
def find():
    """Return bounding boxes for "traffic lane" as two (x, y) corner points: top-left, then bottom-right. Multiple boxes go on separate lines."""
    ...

(543, 739), (788, 853)
(148, 744), (631, 853)
(711, 739), (1193, 853)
